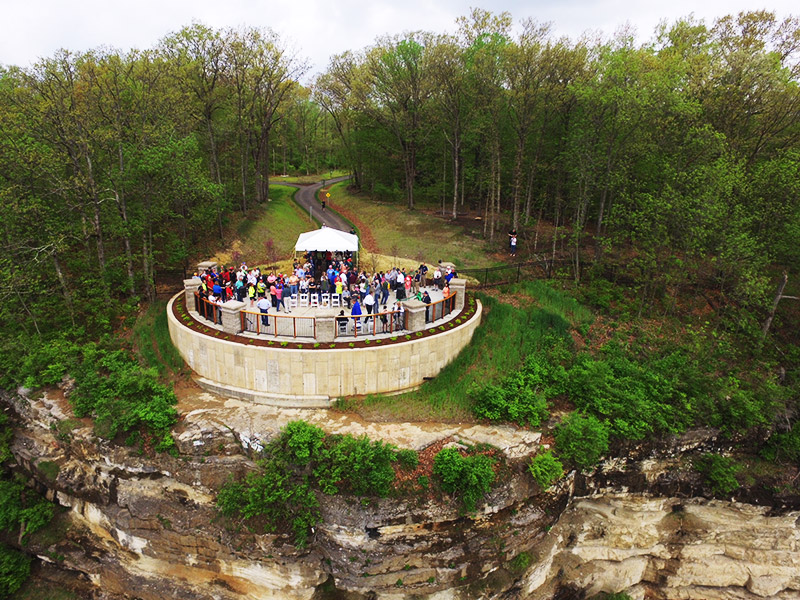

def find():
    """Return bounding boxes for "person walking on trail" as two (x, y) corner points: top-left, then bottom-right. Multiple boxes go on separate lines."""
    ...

(510, 235), (517, 256)
(321, 199), (326, 211)
(256, 295), (271, 328)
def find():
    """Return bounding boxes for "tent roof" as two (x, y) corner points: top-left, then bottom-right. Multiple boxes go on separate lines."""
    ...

(294, 227), (359, 252)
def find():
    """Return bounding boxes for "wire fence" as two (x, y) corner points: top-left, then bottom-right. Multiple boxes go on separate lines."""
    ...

(458, 258), (586, 288)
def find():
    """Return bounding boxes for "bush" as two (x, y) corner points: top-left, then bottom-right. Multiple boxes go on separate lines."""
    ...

(0, 415), (12, 464)
(472, 348), (566, 426)
(555, 413), (609, 470)
(397, 449), (420, 470)
(433, 447), (496, 512)
(564, 347), (693, 440)
(315, 435), (397, 497)
(695, 453), (740, 496)
(763, 421), (800, 464)
(69, 345), (177, 445)
(0, 477), (54, 542)
(0, 544), (31, 597)
(279, 421), (325, 465)
(217, 421), (402, 546)
(217, 462), (320, 547)
(528, 451), (563, 489)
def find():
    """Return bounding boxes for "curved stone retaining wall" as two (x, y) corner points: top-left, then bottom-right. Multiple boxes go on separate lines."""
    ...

(167, 293), (482, 406)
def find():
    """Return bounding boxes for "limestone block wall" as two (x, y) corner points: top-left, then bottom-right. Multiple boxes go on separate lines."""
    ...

(167, 294), (482, 403)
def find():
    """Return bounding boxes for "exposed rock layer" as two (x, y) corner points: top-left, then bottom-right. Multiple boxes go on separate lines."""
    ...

(4, 390), (800, 600)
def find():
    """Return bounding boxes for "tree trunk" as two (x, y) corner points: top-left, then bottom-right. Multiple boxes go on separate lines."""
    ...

(761, 272), (798, 340)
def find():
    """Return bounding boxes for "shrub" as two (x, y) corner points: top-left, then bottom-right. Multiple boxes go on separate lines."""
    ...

(69, 345), (177, 445)
(0, 415), (12, 464)
(695, 454), (740, 496)
(279, 421), (325, 465)
(528, 451), (563, 489)
(507, 551), (533, 573)
(397, 449), (419, 470)
(217, 462), (320, 547)
(0, 544), (31, 597)
(555, 413), (609, 470)
(315, 435), (397, 497)
(433, 447), (496, 512)
(0, 477), (54, 541)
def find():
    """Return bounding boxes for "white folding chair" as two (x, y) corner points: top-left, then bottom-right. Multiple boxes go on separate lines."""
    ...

(299, 293), (309, 307)
(290, 294), (299, 308)
(321, 293), (330, 306)
(331, 294), (341, 307)
(310, 294), (320, 307)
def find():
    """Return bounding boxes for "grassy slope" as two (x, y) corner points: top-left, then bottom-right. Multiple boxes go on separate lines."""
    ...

(337, 281), (594, 423)
(328, 182), (499, 269)
(212, 186), (314, 268)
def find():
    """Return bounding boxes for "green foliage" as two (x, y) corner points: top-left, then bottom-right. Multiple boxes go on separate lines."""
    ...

(528, 451), (563, 489)
(69, 344), (177, 443)
(555, 413), (609, 470)
(472, 347), (566, 426)
(763, 421), (800, 464)
(315, 434), (397, 497)
(0, 415), (12, 464)
(694, 454), (740, 496)
(433, 447), (496, 512)
(507, 551), (533, 573)
(217, 462), (320, 547)
(0, 477), (54, 542)
(217, 421), (410, 546)
(278, 421), (325, 466)
(396, 449), (419, 470)
(0, 543), (31, 598)
(564, 343), (694, 439)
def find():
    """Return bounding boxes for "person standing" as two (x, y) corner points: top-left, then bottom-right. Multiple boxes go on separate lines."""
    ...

(510, 235), (517, 256)
(363, 291), (376, 324)
(256, 295), (271, 329)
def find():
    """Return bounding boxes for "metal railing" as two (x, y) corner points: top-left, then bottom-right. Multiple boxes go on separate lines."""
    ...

(241, 311), (317, 338)
(425, 294), (457, 323)
(334, 309), (406, 338)
(196, 293), (222, 325)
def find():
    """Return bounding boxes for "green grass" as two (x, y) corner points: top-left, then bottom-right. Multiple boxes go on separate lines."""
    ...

(132, 301), (185, 377)
(329, 182), (496, 268)
(234, 186), (315, 262)
(337, 286), (583, 422)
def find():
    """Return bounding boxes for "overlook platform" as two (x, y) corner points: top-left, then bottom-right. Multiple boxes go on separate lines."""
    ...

(167, 286), (482, 407)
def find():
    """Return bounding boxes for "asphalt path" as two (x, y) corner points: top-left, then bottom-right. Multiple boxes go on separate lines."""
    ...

(271, 175), (352, 233)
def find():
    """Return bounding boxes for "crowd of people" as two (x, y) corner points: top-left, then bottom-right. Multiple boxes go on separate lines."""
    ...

(193, 252), (458, 334)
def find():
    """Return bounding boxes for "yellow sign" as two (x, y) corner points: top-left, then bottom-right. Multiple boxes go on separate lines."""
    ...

(325, 192), (330, 198)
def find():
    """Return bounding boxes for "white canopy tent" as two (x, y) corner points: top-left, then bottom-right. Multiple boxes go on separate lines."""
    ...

(294, 227), (359, 253)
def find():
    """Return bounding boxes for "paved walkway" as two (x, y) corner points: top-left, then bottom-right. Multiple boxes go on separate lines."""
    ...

(271, 175), (352, 232)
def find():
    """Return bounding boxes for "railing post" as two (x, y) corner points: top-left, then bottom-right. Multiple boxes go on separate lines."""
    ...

(315, 309), (337, 343)
(219, 300), (246, 335)
(404, 299), (427, 332)
(450, 278), (466, 312)
(184, 279), (201, 312)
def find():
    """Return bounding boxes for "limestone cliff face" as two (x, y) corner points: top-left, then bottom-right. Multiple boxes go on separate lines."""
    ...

(4, 390), (800, 600)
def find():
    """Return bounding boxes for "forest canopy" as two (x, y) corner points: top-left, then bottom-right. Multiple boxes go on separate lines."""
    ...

(0, 9), (798, 375)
